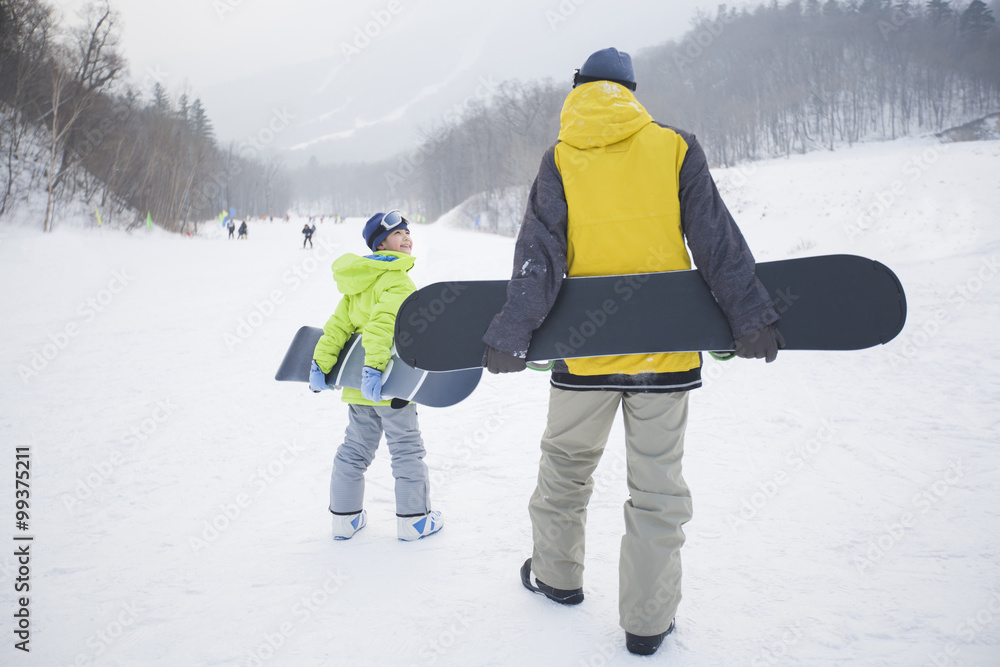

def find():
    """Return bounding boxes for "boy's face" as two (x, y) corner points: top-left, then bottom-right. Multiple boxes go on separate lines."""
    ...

(378, 228), (412, 254)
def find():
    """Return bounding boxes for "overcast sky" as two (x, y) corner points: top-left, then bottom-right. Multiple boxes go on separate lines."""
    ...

(58, 0), (743, 90)
(53, 0), (750, 161)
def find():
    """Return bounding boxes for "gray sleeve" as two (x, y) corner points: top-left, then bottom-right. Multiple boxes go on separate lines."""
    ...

(675, 131), (779, 339)
(482, 145), (568, 356)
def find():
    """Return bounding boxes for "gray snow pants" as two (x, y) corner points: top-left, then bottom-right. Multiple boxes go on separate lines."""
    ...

(329, 402), (430, 516)
(528, 387), (692, 636)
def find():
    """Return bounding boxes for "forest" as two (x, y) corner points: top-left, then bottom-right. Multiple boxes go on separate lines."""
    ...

(0, 0), (291, 232)
(2, 0), (998, 232)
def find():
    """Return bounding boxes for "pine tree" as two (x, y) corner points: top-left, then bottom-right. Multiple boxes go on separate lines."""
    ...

(189, 99), (214, 145)
(926, 0), (954, 26)
(151, 82), (170, 113)
(959, 0), (996, 37)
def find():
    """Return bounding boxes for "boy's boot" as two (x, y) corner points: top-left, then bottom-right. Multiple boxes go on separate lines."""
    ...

(397, 511), (443, 541)
(331, 509), (367, 540)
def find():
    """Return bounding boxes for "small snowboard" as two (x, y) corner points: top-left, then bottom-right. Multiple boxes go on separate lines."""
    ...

(393, 254), (907, 371)
(275, 326), (482, 407)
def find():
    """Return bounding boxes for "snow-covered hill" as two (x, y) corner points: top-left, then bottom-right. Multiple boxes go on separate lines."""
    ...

(1, 137), (998, 666)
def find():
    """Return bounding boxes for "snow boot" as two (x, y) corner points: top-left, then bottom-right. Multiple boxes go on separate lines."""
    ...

(625, 619), (675, 656)
(520, 558), (584, 605)
(397, 511), (443, 541)
(331, 509), (367, 540)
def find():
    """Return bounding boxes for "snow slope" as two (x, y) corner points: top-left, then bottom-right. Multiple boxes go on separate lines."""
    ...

(1, 137), (999, 666)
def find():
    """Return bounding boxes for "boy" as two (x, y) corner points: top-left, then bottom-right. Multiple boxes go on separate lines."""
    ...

(309, 210), (443, 541)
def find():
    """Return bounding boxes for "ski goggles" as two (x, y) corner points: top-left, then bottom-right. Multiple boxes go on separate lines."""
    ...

(366, 209), (409, 249)
(380, 209), (407, 232)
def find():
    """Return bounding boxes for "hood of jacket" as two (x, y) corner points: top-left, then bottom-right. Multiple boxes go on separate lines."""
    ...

(557, 81), (653, 150)
(331, 251), (415, 295)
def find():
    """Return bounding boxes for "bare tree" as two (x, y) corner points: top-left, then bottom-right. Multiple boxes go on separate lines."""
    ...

(38, 0), (122, 231)
(41, 44), (86, 231)
(0, 0), (54, 215)
(67, 1), (122, 95)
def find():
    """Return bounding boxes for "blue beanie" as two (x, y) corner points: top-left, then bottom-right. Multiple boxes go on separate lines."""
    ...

(362, 211), (409, 251)
(575, 47), (636, 91)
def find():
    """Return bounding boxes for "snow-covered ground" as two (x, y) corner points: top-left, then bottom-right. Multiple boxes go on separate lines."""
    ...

(1, 137), (998, 666)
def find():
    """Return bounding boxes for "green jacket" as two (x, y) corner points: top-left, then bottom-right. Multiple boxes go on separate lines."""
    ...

(313, 251), (416, 405)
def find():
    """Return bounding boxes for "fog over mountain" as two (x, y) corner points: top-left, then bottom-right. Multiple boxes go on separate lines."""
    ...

(58, 0), (727, 166)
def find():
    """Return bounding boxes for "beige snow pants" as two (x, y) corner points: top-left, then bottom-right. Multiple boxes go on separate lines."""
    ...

(528, 386), (692, 636)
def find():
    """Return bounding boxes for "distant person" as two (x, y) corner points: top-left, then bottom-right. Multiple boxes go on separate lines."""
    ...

(238, 220), (248, 240)
(309, 210), (443, 542)
(302, 223), (314, 248)
(482, 47), (783, 656)
(227, 217), (235, 239)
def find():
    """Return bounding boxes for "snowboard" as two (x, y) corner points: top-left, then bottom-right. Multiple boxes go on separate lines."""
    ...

(275, 326), (482, 407)
(393, 254), (907, 372)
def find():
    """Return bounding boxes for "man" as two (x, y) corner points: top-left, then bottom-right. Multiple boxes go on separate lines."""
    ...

(482, 47), (783, 656)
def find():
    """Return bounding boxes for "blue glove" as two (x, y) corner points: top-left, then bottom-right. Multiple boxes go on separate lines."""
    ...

(361, 366), (383, 402)
(309, 361), (328, 393)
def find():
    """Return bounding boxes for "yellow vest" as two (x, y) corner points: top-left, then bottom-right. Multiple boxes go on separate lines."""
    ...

(554, 83), (701, 376)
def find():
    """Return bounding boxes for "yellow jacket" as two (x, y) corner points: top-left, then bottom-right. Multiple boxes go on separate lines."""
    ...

(554, 82), (700, 376)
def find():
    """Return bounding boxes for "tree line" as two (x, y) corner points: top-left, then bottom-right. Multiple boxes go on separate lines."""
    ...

(638, 0), (1000, 166)
(4, 0), (996, 235)
(293, 0), (999, 232)
(0, 0), (291, 232)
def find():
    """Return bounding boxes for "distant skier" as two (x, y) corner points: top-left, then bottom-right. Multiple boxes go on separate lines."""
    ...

(302, 223), (314, 248)
(238, 220), (248, 240)
(227, 217), (235, 239)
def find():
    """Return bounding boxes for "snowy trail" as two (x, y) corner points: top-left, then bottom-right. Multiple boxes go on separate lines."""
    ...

(1, 138), (999, 666)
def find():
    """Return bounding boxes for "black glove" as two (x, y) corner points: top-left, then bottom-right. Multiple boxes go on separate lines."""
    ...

(733, 323), (786, 363)
(483, 345), (527, 374)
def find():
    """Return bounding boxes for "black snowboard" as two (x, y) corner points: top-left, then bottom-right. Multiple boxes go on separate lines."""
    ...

(393, 254), (906, 372)
(275, 326), (482, 407)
